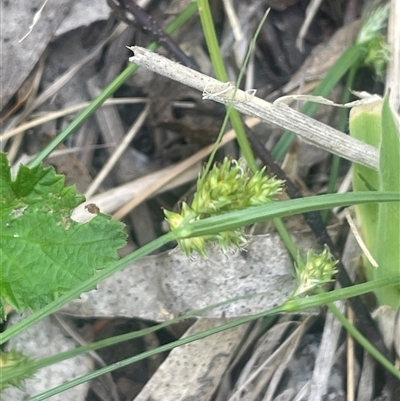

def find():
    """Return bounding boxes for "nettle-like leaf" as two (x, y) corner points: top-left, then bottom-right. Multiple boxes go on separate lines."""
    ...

(0, 153), (127, 320)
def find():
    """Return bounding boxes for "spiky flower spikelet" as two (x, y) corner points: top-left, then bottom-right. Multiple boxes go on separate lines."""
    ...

(164, 202), (210, 258)
(0, 350), (35, 392)
(164, 157), (284, 257)
(293, 249), (338, 297)
(357, 3), (390, 80)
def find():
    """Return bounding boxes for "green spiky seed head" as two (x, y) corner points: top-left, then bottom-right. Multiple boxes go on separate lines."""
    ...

(0, 350), (36, 392)
(293, 249), (338, 297)
(164, 158), (284, 257)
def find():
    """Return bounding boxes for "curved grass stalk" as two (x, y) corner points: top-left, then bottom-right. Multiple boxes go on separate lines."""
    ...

(197, 0), (257, 171)
(2, 191), (399, 345)
(18, 275), (400, 401)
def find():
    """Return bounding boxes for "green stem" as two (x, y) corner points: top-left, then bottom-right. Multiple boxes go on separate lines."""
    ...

(2, 287), (276, 383)
(4, 192), (398, 344)
(327, 300), (400, 378)
(0, 232), (176, 344)
(196, 4), (297, 264)
(179, 192), (400, 238)
(21, 275), (400, 401)
(273, 217), (300, 262)
(197, 0), (257, 171)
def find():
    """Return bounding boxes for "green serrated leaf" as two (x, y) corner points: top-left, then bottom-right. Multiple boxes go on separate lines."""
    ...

(0, 153), (127, 319)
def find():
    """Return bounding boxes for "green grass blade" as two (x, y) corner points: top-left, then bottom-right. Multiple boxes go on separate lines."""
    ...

(197, 0), (257, 170)
(0, 232), (176, 344)
(176, 192), (400, 238)
(350, 96), (400, 309)
(350, 99), (382, 265)
(375, 96), (400, 308)
(3, 191), (398, 344)
(23, 275), (400, 401)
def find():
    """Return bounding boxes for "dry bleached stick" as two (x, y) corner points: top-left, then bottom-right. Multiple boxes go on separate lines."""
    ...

(128, 46), (379, 170)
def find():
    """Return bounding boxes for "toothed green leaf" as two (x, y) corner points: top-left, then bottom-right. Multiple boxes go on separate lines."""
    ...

(0, 153), (126, 320)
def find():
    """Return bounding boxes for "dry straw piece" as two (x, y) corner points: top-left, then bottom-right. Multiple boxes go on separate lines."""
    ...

(128, 46), (379, 170)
